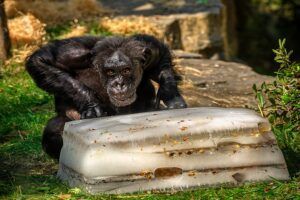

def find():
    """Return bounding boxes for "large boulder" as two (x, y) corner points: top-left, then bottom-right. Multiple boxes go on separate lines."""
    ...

(100, 0), (236, 59)
(174, 53), (273, 108)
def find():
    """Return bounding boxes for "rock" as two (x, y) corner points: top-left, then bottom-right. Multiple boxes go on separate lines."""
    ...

(174, 58), (273, 108)
(4, 0), (108, 25)
(173, 50), (203, 59)
(154, 11), (224, 58)
(100, 0), (235, 59)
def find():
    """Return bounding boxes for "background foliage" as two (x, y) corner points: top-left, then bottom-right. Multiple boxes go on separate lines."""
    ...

(254, 39), (300, 175)
(235, 0), (300, 74)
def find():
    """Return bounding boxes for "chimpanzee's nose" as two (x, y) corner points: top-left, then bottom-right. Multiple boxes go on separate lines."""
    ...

(115, 82), (125, 90)
(113, 79), (126, 92)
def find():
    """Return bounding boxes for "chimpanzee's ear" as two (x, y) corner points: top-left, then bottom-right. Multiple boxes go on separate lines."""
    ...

(143, 47), (152, 56)
(141, 47), (153, 69)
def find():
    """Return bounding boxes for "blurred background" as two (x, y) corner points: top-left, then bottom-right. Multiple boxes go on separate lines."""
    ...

(0, 1), (299, 198)
(1, 0), (300, 74)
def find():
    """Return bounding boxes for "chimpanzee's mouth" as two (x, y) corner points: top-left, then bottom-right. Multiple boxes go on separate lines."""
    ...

(110, 92), (137, 107)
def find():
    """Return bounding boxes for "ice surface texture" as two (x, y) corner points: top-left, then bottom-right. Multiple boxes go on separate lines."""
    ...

(58, 107), (290, 194)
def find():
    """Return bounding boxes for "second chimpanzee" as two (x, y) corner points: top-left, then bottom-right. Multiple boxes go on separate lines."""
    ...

(26, 34), (187, 159)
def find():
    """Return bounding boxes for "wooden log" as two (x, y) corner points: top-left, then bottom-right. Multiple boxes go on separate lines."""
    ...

(0, 0), (10, 62)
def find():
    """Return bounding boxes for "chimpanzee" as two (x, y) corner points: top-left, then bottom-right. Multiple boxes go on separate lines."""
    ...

(26, 34), (187, 159)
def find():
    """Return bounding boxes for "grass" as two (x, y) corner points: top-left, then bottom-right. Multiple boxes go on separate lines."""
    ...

(0, 24), (299, 200)
(46, 21), (112, 40)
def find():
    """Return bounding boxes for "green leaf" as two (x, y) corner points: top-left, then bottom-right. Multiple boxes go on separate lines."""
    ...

(272, 49), (280, 54)
(257, 92), (265, 108)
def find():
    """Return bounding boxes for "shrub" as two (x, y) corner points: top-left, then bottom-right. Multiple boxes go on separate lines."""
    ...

(253, 39), (300, 175)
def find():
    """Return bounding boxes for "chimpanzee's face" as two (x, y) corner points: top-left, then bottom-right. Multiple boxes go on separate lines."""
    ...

(95, 50), (143, 107)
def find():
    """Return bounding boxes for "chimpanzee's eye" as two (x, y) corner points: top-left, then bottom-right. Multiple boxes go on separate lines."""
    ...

(122, 68), (131, 75)
(106, 69), (115, 76)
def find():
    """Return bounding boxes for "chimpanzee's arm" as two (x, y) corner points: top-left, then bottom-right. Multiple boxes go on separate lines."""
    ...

(131, 34), (187, 109)
(26, 37), (104, 118)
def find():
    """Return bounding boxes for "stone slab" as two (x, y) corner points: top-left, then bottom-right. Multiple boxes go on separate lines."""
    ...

(175, 59), (274, 108)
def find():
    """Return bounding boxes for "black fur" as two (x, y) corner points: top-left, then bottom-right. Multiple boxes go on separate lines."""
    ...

(26, 34), (187, 159)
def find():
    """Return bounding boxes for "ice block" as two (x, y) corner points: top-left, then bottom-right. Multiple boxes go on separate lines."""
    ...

(57, 107), (290, 194)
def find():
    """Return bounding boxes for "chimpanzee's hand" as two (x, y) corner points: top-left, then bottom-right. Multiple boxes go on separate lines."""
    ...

(165, 96), (187, 109)
(80, 103), (106, 119)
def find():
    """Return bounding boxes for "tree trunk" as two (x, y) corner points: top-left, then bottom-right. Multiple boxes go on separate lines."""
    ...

(0, 0), (10, 62)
